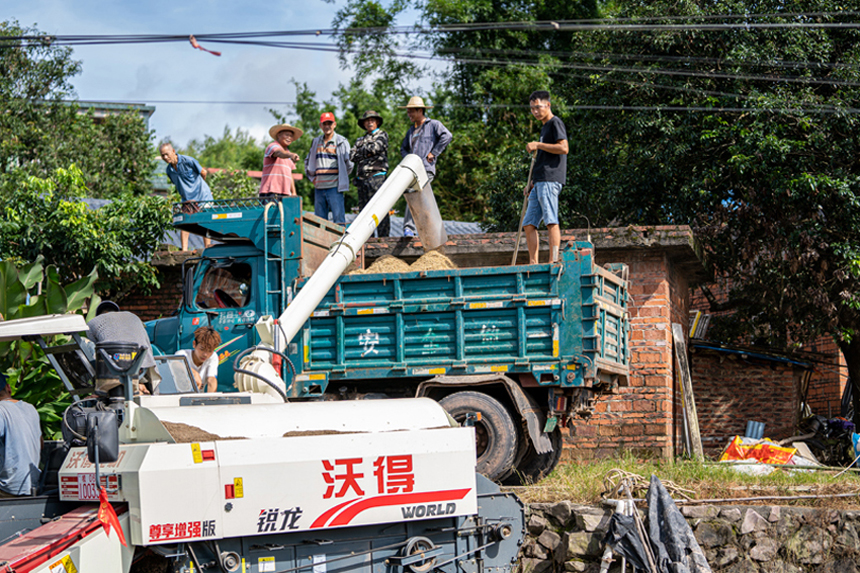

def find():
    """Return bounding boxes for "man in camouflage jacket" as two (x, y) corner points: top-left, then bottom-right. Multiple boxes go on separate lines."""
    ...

(350, 110), (390, 237)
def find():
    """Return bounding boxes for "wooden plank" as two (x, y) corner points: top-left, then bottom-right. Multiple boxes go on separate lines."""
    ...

(672, 323), (704, 461)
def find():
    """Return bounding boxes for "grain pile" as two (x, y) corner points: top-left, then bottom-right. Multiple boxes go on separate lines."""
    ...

(350, 251), (458, 275)
(350, 255), (411, 275)
(162, 420), (243, 443)
(410, 250), (458, 272)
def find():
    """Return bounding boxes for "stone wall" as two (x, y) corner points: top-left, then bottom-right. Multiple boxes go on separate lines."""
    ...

(523, 501), (860, 573)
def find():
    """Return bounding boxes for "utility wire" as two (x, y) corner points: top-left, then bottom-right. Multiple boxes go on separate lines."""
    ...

(5, 12), (860, 48)
(43, 97), (860, 114)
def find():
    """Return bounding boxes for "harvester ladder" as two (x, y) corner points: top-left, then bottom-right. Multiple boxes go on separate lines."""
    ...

(262, 200), (287, 318)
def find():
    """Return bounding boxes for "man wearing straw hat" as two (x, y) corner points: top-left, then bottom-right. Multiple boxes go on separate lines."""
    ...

(261, 123), (303, 200)
(398, 96), (452, 237)
(351, 110), (390, 237)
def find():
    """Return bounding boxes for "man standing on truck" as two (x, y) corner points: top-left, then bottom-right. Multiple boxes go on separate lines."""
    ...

(160, 142), (214, 252)
(350, 110), (390, 237)
(523, 91), (568, 264)
(305, 112), (353, 225)
(260, 123), (303, 200)
(0, 372), (41, 497)
(399, 96), (452, 237)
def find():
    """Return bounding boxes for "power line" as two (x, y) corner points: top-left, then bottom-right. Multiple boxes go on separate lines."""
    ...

(50, 98), (860, 114)
(5, 12), (860, 48)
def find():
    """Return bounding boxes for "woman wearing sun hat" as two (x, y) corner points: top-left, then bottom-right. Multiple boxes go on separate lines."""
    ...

(260, 123), (304, 199)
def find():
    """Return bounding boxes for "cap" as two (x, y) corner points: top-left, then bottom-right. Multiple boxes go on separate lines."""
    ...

(96, 300), (120, 316)
(320, 112), (336, 123)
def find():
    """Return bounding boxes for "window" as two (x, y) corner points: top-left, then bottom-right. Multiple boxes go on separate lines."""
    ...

(196, 263), (252, 309)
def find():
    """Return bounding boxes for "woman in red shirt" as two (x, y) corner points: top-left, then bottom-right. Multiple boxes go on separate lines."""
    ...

(260, 123), (304, 198)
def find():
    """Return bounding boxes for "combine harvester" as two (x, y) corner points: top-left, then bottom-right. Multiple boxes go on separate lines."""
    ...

(0, 156), (524, 572)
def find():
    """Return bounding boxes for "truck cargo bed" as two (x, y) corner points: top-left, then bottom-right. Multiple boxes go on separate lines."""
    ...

(293, 243), (629, 396)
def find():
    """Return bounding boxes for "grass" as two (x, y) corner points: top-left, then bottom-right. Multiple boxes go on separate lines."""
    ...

(502, 452), (860, 509)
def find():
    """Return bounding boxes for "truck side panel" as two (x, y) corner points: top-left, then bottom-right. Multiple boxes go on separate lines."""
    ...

(295, 245), (629, 396)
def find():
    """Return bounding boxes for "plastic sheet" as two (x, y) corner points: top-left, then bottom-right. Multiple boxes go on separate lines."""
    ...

(646, 475), (712, 573)
(718, 436), (796, 465)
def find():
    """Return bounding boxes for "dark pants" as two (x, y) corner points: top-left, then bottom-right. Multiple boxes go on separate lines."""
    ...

(357, 175), (390, 237)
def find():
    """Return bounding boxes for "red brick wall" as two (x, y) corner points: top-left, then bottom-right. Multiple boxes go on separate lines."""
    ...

(564, 250), (687, 459)
(117, 263), (185, 322)
(691, 284), (847, 419)
(691, 348), (804, 454)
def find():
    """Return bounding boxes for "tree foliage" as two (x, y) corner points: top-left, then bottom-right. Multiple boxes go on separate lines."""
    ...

(0, 257), (99, 438)
(0, 166), (172, 299)
(325, 0), (860, 421)
(0, 20), (154, 198)
(181, 126), (264, 172)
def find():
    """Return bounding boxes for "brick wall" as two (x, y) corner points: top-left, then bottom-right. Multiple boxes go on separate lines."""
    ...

(691, 284), (847, 419)
(117, 258), (188, 322)
(691, 348), (805, 454)
(564, 249), (688, 459)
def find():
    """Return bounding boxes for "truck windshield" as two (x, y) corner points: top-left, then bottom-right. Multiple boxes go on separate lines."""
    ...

(195, 263), (252, 309)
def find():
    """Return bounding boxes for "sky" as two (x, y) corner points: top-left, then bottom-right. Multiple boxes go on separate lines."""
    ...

(9, 0), (427, 148)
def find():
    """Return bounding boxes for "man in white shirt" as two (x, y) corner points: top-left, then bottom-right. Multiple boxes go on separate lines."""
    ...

(177, 327), (222, 393)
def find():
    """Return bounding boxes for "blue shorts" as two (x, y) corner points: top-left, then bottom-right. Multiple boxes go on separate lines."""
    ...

(522, 181), (562, 228)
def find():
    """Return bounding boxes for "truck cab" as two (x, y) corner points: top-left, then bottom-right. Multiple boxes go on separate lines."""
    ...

(145, 196), (344, 392)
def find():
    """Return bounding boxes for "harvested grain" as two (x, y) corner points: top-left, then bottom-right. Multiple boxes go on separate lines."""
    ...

(350, 254), (412, 275)
(162, 420), (244, 443)
(282, 429), (364, 437)
(410, 250), (458, 272)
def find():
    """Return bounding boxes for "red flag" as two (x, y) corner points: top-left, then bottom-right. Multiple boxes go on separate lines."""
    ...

(98, 486), (128, 547)
(189, 35), (222, 57)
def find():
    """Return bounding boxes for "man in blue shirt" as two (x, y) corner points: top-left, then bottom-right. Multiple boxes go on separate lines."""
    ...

(160, 143), (214, 251)
(399, 97), (452, 237)
(0, 372), (41, 497)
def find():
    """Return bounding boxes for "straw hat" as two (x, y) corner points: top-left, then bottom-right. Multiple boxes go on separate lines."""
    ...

(268, 123), (304, 141)
(358, 110), (384, 128)
(398, 96), (433, 109)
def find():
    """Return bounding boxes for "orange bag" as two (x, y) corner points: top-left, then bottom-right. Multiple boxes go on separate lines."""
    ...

(719, 436), (796, 465)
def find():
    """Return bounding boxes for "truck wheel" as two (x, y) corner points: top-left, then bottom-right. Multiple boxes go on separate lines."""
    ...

(439, 391), (518, 482)
(505, 427), (564, 485)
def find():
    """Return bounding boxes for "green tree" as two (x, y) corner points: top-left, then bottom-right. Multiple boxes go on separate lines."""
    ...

(0, 165), (172, 299)
(0, 20), (154, 198)
(0, 257), (99, 438)
(330, 0), (860, 423)
(182, 126), (264, 172)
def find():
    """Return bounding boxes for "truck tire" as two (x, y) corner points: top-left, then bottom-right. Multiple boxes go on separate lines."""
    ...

(439, 391), (518, 482)
(506, 427), (563, 485)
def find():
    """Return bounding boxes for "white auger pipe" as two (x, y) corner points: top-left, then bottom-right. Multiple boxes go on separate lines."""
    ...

(271, 154), (429, 346)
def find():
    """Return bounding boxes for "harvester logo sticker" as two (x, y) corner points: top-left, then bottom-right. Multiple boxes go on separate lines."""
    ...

(149, 520), (216, 542)
(310, 455), (470, 528)
(257, 507), (303, 533)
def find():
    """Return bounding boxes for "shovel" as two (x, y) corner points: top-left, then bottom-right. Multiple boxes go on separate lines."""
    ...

(511, 152), (537, 266)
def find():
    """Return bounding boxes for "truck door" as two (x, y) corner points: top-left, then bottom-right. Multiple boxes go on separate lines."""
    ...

(189, 257), (259, 392)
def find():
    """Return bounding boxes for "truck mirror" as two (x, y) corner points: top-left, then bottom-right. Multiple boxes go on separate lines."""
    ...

(86, 411), (119, 464)
(183, 268), (195, 308)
